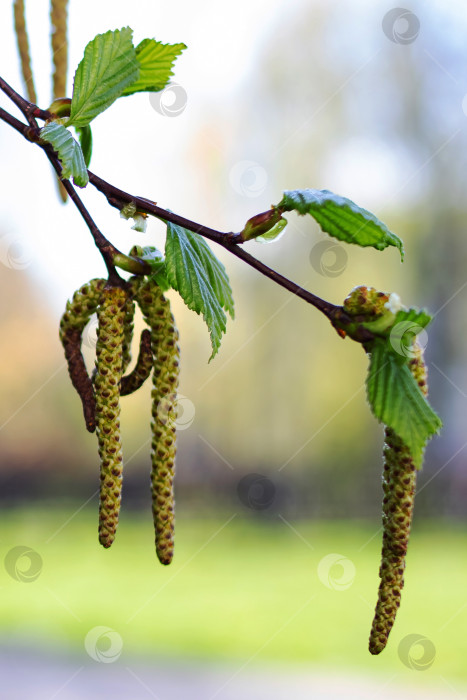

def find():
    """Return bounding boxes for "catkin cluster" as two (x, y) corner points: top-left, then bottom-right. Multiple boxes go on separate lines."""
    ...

(59, 276), (180, 561)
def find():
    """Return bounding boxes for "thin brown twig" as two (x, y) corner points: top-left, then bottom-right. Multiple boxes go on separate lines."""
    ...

(87, 171), (341, 320)
(43, 146), (150, 280)
(0, 107), (30, 138)
(0, 74), (49, 126)
(87, 171), (241, 245)
(0, 76), (351, 331)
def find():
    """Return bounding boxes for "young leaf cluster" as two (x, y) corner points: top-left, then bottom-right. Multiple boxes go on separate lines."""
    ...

(59, 276), (180, 562)
(339, 286), (441, 465)
(40, 27), (185, 185)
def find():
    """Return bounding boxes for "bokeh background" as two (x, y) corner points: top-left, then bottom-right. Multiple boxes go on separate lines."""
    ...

(1, 0), (467, 697)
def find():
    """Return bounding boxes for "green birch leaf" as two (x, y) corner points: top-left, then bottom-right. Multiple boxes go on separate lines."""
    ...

(393, 307), (432, 330)
(387, 308), (432, 357)
(76, 124), (93, 167)
(69, 28), (139, 127)
(122, 39), (186, 96)
(278, 189), (404, 260)
(40, 122), (88, 187)
(165, 222), (234, 360)
(256, 217), (288, 243)
(366, 339), (442, 467)
(180, 232), (234, 319)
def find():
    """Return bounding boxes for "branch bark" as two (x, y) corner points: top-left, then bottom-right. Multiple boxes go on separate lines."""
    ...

(0, 76), (353, 331)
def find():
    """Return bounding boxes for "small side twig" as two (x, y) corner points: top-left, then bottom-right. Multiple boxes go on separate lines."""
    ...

(88, 171), (239, 247)
(0, 76), (376, 337)
(43, 147), (151, 280)
(87, 171), (341, 323)
(0, 75), (49, 126)
(0, 107), (30, 138)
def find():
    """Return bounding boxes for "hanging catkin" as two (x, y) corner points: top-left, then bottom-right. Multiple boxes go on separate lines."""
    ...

(50, 0), (69, 99)
(121, 293), (136, 375)
(369, 341), (428, 654)
(13, 0), (37, 104)
(50, 0), (69, 203)
(134, 277), (180, 565)
(94, 285), (127, 548)
(59, 278), (106, 432)
(120, 329), (153, 396)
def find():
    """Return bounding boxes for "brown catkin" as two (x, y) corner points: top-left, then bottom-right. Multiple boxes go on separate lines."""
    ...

(369, 341), (428, 655)
(94, 285), (127, 548)
(59, 278), (106, 432)
(13, 0), (37, 104)
(120, 329), (153, 396)
(134, 277), (180, 565)
(50, 0), (69, 99)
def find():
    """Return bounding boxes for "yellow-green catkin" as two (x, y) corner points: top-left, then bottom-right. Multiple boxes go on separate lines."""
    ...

(94, 285), (127, 548)
(135, 277), (180, 565)
(50, 0), (69, 99)
(59, 278), (106, 432)
(369, 341), (428, 655)
(121, 293), (136, 374)
(13, 0), (37, 104)
(50, 0), (69, 203)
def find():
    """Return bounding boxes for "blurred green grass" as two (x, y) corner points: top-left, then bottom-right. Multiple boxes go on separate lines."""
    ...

(0, 508), (466, 684)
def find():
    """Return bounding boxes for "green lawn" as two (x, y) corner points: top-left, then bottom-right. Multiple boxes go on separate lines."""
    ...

(0, 507), (466, 687)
